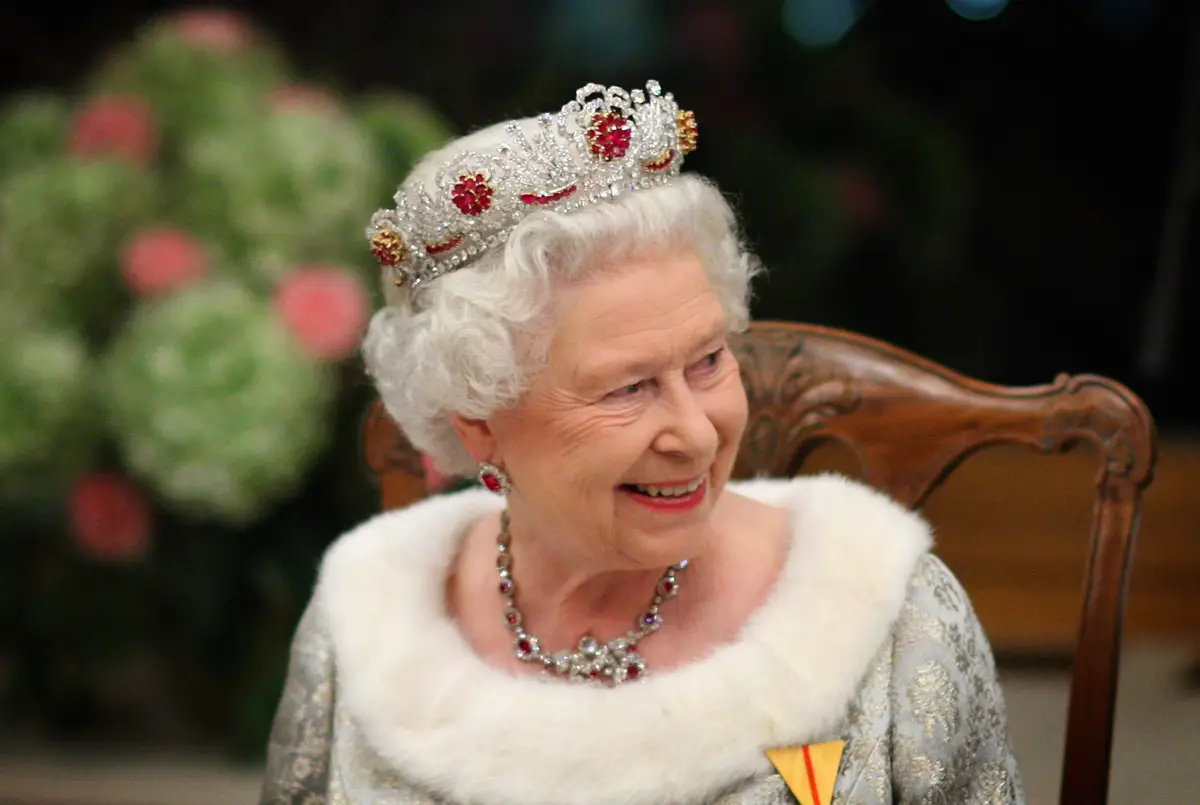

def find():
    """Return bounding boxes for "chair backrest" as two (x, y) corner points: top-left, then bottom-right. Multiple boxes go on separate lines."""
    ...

(362, 320), (1158, 805)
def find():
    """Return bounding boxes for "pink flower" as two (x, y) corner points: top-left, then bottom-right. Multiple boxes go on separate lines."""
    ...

(120, 227), (209, 297)
(270, 84), (342, 115)
(275, 266), (370, 361)
(69, 473), (152, 562)
(68, 95), (158, 166)
(173, 8), (255, 52)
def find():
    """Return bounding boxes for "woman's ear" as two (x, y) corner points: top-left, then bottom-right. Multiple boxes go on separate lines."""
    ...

(450, 414), (496, 464)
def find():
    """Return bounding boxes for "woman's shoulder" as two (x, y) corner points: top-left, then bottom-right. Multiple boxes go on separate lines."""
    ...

(729, 472), (934, 595)
(720, 474), (933, 693)
(895, 549), (993, 655)
(729, 473), (983, 649)
(308, 487), (501, 652)
(316, 487), (501, 588)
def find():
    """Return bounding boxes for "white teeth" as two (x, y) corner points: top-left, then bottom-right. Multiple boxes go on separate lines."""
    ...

(631, 477), (703, 497)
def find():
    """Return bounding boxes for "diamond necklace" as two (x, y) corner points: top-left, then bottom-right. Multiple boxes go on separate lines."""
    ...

(496, 510), (688, 685)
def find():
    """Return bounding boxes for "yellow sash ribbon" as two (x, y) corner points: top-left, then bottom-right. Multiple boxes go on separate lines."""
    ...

(765, 740), (846, 805)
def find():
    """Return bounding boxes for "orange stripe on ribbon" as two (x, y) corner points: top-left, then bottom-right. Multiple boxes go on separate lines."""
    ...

(802, 744), (822, 805)
(765, 739), (846, 804)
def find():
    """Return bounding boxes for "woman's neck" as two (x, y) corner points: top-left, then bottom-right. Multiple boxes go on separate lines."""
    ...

(501, 512), (703, 648)
(448, 490), (790, 676)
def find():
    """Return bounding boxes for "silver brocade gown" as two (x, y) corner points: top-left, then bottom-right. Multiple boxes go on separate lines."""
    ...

(258, 478), (1025, 805)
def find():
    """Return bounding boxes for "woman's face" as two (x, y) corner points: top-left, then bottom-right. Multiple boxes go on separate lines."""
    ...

(482, 250), (748, 570)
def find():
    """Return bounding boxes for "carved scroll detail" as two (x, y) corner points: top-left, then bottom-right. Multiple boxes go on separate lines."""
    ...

(731, 328), (862, 477)
(1033, 374), (1154, 485)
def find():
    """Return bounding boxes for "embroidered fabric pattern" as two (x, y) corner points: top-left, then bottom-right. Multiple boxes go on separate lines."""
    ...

(259, 601), (334, 803)
(887, 555), (1025, 805)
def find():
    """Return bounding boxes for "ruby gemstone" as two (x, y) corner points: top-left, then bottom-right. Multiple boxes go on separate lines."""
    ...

(451, 173), (494, 216)
(586, 112), (631, 161)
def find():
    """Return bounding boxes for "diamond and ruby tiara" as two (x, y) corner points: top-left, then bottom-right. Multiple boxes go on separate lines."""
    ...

(367, 80), (698, 291)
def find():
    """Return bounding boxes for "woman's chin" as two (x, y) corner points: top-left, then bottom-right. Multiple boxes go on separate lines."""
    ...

(614, 492), (716, 565)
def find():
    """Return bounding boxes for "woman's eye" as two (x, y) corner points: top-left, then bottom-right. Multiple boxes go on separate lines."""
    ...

(608, 381), (644, 398)
(696, 348), (724, 371)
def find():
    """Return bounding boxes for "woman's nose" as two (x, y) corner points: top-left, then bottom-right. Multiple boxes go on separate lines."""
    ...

(651, 382), (719, 460)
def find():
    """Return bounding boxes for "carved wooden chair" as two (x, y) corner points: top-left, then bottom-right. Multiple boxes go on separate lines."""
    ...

(362, 320), (1158, 805)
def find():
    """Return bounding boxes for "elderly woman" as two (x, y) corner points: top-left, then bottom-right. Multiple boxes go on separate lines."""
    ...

(260, 81), (1025, 805)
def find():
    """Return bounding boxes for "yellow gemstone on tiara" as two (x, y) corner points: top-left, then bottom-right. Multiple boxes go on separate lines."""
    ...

(371, 228), (408, 267)
(676, 109), (698, 155)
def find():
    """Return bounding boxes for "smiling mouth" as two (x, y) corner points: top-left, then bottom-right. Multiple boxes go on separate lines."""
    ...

(618, 476), (708, 511)
(620, 477), (705, 498)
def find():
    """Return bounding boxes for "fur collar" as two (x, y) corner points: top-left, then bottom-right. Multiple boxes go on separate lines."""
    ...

(318, 474), (932, 805)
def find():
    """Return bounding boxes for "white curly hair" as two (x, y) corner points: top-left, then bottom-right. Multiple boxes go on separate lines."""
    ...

(362, 120), (762, 476)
